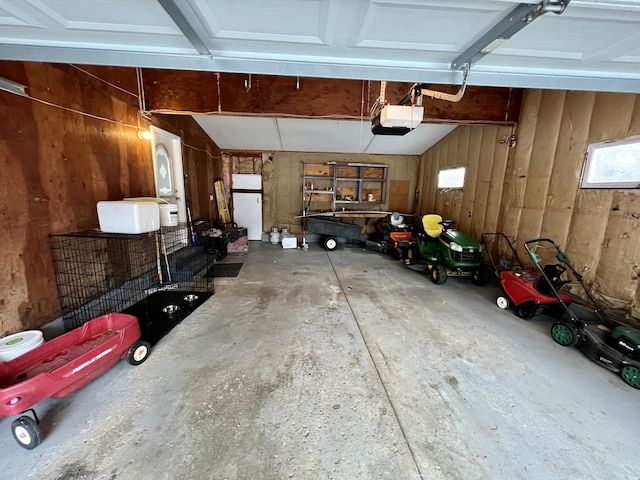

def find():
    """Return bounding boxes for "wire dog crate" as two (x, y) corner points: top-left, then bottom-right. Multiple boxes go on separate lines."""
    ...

(50, 224), (214, 334)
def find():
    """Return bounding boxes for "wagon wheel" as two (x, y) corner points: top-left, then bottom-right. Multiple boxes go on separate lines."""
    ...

(126, 340), (151, 366)
(11, 416), (42, 450)
(620, 365), (640, 389)
(323, 236), (338, 251)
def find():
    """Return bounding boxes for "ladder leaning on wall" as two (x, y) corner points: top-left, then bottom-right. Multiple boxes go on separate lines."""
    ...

(214, 178), (231, 224)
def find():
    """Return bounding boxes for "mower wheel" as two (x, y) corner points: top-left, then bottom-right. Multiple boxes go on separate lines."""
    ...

(323, 236), (338, 251)
(515, 301), (536, 319)
(551, 322), (579, 347)
(496, 296), (510, 310)
(391, 247), (404, 260)
(11, 416), (42, 450)
(621, 365), (640, 389)
(127, 340), (151, 365)
(470, 266), (491, 286)
(430, 265), (446, 285)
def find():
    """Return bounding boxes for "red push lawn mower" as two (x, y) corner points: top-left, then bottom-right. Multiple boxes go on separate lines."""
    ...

(488, 235), (573, 319)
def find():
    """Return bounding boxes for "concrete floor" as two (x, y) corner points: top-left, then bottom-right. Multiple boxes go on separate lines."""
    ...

(1, 241), (638, 480)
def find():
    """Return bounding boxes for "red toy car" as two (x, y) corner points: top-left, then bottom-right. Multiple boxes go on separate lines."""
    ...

(0, 313), (150, 449)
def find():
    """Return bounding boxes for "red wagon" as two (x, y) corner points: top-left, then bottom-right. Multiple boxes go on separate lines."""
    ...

(0, 313), (150, 449)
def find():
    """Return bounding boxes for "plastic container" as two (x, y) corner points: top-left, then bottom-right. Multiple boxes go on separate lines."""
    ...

(282, 234), (297, 249)
(159, 204), (179, 227)
(0, 330), (44, 362)
(97, 201), (160, 234)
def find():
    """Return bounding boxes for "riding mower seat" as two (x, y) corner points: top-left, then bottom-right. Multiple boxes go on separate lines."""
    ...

(422, 214), (444, 238)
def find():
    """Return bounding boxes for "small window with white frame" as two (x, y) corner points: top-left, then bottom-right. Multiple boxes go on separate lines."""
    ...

(438, 166), (465, 189)
(581, 136), (640, 189)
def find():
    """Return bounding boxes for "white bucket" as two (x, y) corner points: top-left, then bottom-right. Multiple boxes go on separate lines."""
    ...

(0, 330), (44, 362)
(159, 204), (179, 227)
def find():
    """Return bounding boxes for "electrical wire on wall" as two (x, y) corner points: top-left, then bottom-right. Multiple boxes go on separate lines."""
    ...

(70, 65), (138, 98)
(0, 73), (142, 133)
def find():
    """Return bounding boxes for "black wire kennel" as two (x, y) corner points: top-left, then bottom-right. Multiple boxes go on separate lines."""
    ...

(49, 224), (214, 336)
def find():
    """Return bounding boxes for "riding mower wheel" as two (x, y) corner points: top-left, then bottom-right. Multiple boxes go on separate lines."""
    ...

(430, 265), (446, 285)
(470, 266), (491, 286)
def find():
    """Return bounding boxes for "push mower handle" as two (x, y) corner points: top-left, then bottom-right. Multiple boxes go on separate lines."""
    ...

(524, 238), (557, 247)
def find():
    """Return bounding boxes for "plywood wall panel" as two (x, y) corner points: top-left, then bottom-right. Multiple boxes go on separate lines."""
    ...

(421, 88), (640, 321)
(541, 91), (595, 246)
(389, 180), (410, 213)
(588, 93), (634, 142)
(472, 129), (496, 237)
(260, 152), (419, 234)
(628, 96), (640, 134)
(143, 70), (522, 124)
(457, 128), (474, 233)
(418, 125), (510, 242)
(0, 61), (221, 335)
(460, 128), (482, 230)
(512, 89), (541, 173)
(565, 190), (612, 285)
(593, 193), (640, 311)
(485, 127), (512, 235)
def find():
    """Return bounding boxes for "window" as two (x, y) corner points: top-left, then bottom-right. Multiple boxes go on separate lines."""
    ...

(438, 166), (465, 189)
(581, 136), (640, 189)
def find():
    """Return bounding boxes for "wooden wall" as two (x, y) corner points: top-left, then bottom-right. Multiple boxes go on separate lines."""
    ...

(419, 90), (640, 322)
(0, 61), (220, 336)
(418, 125), (515, 239)
(504, 90), (640, 320)
(261, 152), (420, 235)
(143, 70), (522, 125)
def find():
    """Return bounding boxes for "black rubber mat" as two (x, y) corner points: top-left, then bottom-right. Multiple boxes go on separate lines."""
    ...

(123, 290), (211, 346)
(204, 263), (243, 278)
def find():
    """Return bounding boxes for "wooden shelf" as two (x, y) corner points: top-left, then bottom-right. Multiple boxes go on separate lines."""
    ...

(303, 161), (387, 212)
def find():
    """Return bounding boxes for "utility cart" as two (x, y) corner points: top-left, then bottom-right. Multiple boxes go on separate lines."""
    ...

(304, 216), (368, 251)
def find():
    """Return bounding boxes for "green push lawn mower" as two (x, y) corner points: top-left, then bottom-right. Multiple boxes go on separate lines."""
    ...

(405, 214), (491, 285)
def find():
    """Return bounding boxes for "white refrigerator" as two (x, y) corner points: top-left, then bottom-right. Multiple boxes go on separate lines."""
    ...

(231, 174), (263, 241)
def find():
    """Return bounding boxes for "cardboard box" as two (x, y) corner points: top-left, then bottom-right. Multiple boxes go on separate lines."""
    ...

(97, 201), (160, 234)
(281, 234), (297, 249)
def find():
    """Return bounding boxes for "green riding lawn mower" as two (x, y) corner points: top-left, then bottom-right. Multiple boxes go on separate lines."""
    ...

(405, 214), (491, 285)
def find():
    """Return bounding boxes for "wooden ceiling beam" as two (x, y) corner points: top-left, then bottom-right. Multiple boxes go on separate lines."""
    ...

(142, 69), (521, 125)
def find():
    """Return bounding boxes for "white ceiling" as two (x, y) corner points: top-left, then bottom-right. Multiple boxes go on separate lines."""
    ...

(194, 116), (457, 154)
(1, 0), (639, 91)
(1, 0), (639, 154)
